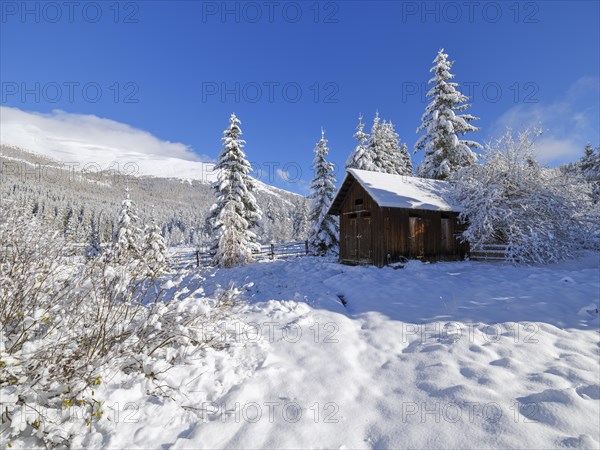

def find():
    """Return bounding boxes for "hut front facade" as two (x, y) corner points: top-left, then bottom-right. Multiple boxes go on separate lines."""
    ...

(328, 169), (469, 267)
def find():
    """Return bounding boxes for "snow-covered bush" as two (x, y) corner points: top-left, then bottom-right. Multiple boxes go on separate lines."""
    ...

(451, 129), (588, 264)
(0, 203), (248, 448)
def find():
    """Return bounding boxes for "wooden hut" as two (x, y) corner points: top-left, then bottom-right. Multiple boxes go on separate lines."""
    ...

(328, 169), (469, 267)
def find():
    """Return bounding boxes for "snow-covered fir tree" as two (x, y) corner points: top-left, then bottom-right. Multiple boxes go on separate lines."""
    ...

(580, 143), (599, 175)
(366, 112), (385, 171)
(64, 206), (77, 241)
(144, 205), (169, 278)
(308, 129), (339, 255)
(379, 120), (413, 175)
(213, 200), (255, 267)
(360, 113), (413, 175)
(579, 143), (600, 203)
(346, 115), (374, 170)
(292, 197), (311, 240)
(415, 49), (482, 179)
(85, 213), (102, 258)
(76, 206), (88, 242)
(113, 185), (143, 261)
(211, 114), (262, 266)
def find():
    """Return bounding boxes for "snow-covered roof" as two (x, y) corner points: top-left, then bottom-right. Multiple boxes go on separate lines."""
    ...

(330, 169), (461, 213)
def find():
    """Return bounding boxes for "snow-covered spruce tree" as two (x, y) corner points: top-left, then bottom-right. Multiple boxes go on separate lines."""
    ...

(379, 120), (413, 175)
(451, 128), (585, 264)
(85, 213), (103, 258)
(211, 113), (262, 267)
(76, 206), (88, 242)
(292, 197), (311, 240)
(580, 143), (600, 203)
(415, 49), (482, 179)
(361, 113), (413, 175)
(366, 112), (386, 172)
(144, 205), (169, 278)
(213, 200), (255, 267)
(308, 130), (339, 255)
(112, 185), (143, 262)
(346, 114), (374, 170)
(64, 206), (77, 241)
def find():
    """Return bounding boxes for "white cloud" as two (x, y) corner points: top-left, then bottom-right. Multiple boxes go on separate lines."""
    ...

(491, 76), (599, 165)
(0, 106), (216, 180)
(276, 168), (290, 182)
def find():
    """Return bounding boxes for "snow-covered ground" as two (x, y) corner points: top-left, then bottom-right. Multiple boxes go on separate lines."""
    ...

(80, 252), (600, 449)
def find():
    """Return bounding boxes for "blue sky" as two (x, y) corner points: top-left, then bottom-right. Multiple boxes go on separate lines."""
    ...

(1, 1), (599, 193)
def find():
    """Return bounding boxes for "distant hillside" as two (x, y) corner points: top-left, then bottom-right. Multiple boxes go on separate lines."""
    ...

(0, 145), (311, 246)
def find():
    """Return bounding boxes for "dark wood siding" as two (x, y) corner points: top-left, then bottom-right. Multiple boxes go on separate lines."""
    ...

(339, 179), (380, 265)
(337, 174), (469, 267)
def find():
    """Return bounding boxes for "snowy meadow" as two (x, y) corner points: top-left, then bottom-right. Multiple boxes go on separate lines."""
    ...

(2, 221), (598, 448)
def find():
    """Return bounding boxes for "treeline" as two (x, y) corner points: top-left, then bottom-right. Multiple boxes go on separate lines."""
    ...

(0, 145), (311, 248)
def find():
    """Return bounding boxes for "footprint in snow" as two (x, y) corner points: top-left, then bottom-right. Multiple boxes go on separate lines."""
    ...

(420, 343), (447, 353)
(460, 367), (492, 386)
(575, 384), (600, 400)
(459, 367), (477, 379)
(490, 357), (511, 368)
(560, 434), (599, 449)
(516, 388), (576, 426)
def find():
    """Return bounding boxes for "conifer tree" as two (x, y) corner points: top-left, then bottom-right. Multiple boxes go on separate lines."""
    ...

(366, 112), (385, 172)
(580, 143), (600, 203)
(85, 213), (102, 258)
(361, 113), (413, 175)
(143, 205), (169, 278)
(292, 198), (311, 240)
(308, 130), (339, 255)
(415, 48), (482, 179)
(64, 206), (76, 241)
(113, 185), (143, 261)
(211, 113), (262, 267)
(213, 200), (254, 268)
(346, 115), (374, 170)
(379, 120), (413, 175)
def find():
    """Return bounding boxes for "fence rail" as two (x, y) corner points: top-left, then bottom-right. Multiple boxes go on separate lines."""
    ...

(470, 243), (510, 261)
(190, 240), (310, 267)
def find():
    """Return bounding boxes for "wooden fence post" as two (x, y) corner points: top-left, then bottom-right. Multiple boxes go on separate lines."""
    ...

(270, 243), (275, 260)
(305, 240), (309, 255)
(196, 250), (200, 268)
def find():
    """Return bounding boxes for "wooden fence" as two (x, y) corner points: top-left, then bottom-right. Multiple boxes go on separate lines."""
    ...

(192, 240), (310, 267)
(470, 243), (510, 262)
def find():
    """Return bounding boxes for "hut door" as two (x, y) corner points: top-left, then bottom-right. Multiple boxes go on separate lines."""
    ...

(409, 216), (425, 258)
(357, 214), (372, 262)
(440, 217), (451, 253)
(346, 216), (358, 260)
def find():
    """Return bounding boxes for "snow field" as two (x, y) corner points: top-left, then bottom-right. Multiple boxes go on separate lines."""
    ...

(92, 252), (599, 449)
